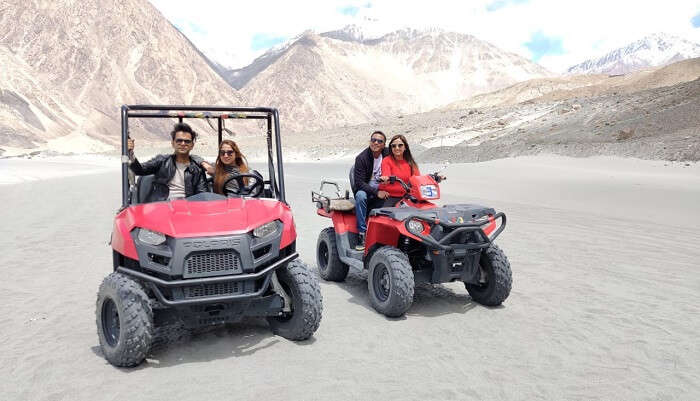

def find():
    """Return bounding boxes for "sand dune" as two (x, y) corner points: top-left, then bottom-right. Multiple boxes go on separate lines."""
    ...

(0, 156), (698, 400)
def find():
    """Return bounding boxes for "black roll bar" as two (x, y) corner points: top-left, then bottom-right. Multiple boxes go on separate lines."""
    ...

(120, 105), (129, 206)
(120, 104), (287, 208)
(273, 109), (286, 203)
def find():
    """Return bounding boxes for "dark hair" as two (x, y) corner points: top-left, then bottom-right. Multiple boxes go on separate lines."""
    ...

(388, 134), (418, 175)
(214, 140), (249, 194)
(171, 122), (197, 142)
(370, 130), (386, 141)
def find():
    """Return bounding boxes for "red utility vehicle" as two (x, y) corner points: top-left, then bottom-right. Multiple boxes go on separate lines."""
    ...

(312, 171), (512, 317)
(97, 105), (322, 367)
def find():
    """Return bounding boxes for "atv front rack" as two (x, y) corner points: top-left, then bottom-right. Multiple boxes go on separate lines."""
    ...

(391, 212), (507, 251)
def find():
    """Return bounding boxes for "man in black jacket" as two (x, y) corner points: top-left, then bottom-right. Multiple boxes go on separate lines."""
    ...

(128, 122), (208, 202)
(352, 130), (390, 250)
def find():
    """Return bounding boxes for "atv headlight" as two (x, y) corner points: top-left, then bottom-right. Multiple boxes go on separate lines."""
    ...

(473, 215), (490, 223)
(253, 221), (278, 238)
(407, 219), (425, 235)
(138, 228), (166, 246)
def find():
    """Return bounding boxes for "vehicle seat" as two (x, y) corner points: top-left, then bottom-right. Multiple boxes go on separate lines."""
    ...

(318, 197), (355, 212)
(136, 175), (155, 204)
(329, 198), (355, 211)
(349, 164), (355, 192)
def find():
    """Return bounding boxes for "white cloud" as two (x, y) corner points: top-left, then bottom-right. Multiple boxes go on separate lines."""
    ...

(149, 0), (700, 72)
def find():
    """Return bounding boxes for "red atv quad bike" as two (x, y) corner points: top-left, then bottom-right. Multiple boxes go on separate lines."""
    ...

(312, 170), (511, 317)
(97, 105), (322, 367)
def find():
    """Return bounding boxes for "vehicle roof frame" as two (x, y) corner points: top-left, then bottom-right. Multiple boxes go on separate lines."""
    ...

(120, 104), (286, 207)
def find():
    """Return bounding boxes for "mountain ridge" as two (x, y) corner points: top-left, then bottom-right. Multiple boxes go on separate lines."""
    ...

(0, 0), (243, 153)
(237, 28), (551, 132)
(567, 33), (700, 75)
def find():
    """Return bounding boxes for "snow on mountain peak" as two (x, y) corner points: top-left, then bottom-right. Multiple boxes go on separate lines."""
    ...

(321, 23), (388, 43)
(567, 33), (700, 75)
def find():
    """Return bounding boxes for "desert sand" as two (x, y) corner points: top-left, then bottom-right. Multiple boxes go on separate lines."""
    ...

(0, 156), (699, 401)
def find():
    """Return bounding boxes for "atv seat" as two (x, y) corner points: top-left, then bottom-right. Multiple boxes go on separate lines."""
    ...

(318, 197), (355, 212)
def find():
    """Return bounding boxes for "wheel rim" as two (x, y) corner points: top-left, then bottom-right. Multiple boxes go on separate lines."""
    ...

(372, 263), (391, 302)
(472, 262), (492, 292)
(101, 298), (120, 347)
(277, 277), (295, 321)
(318, 241), (329, 271)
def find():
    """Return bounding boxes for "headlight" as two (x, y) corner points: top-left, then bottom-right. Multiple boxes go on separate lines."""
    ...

(138, 228), (166, 246)
(407, 219), (425, 235)
(473, 215), (490, 223)
(253, 221), (278, 238)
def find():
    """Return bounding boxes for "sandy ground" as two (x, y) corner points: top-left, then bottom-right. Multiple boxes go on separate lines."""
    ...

(0, 156), (699, 401)
(0, 155), (119, 185)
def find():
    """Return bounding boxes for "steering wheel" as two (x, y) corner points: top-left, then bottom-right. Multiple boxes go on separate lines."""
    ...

(223, 173), (264, 197)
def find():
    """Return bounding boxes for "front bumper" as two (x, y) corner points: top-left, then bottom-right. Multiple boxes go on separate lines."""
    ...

(408, 212), (506, 251)
(409, 213), (506, 284)
(118, 252), (297, 306)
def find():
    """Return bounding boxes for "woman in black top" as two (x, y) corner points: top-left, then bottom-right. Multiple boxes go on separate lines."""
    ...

(201, 140), (250, 195)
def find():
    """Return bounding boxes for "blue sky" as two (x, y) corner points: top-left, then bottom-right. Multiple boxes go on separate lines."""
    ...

(486, 0), (528, 12)
(339, 2), (372, 16)
(251, 34), (286, 51)
(524, 31), (565, 61)
(150, 0), (700, 72)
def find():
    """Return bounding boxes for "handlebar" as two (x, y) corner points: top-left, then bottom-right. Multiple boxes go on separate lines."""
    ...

(384, 173), (444, 199)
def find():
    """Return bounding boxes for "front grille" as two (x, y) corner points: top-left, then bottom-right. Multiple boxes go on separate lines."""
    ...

(199, 316), (228, 325)
(184, 250), (241, 278)
(184, 282), (242, 298)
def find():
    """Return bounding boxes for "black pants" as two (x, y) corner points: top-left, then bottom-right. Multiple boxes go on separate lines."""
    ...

(383, 197), (403, 207)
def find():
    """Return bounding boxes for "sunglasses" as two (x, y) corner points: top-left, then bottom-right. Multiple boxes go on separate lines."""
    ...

(390, 143), (405, 149)
(174, 138), (193, 144)
(370, 138), (384, 144)
(220, 150), (235, 156)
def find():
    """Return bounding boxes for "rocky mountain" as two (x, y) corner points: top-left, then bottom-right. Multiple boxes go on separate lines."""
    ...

(320, 23), (386, 43)
(222, 24), (387, 90)
(0, 0), (243, 154)
(221, 32), (309, 90)
(237, 26), (551, 133)
(256, 57), (699, 164)
(567, 33), (700, 75)
(445, 57), (700, 110)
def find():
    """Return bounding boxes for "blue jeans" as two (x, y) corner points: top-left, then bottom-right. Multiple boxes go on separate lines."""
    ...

(355, 190), (383, 233)
(355, 190), (370, 233)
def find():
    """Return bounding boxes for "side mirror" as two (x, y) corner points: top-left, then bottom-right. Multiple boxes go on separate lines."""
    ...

(430, 173), (446, 183)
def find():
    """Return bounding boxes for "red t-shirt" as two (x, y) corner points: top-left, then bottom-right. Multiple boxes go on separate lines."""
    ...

(379, 156), (420, 197)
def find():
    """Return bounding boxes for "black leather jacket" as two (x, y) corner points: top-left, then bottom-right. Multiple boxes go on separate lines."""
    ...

(130, 154), (208, 201)
(352, 147), (390, 196)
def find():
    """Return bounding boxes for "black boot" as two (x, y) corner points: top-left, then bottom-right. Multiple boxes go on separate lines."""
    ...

(355, 232), (365, 251)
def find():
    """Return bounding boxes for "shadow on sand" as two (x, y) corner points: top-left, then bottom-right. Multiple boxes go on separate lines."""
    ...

(324, 266), (491, 318)
(92, 318), (314, 370)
